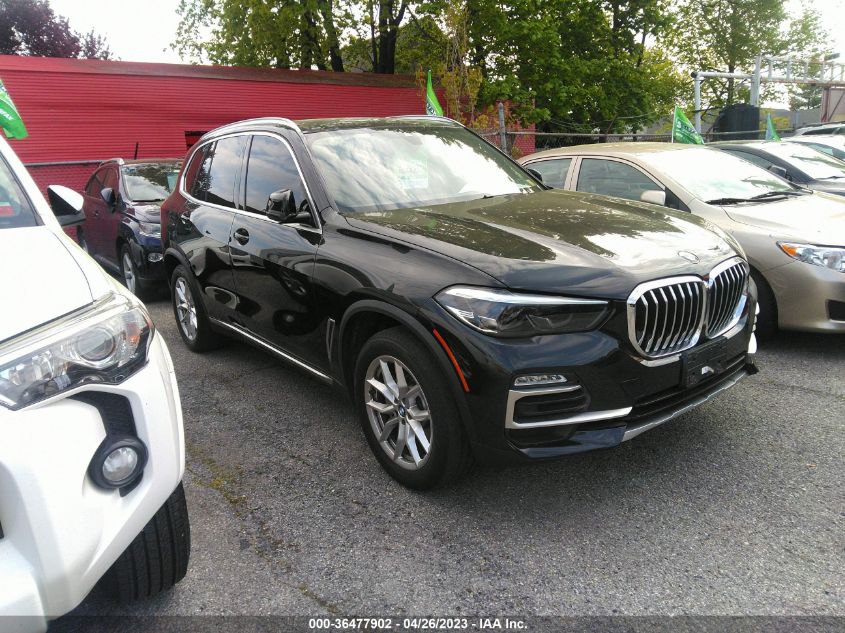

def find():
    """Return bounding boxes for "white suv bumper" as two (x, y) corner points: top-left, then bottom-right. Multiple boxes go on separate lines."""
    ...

(0, 332), (184, 632)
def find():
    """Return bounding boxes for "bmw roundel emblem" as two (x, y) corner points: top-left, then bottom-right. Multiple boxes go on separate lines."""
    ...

(678, 250), (700, 264)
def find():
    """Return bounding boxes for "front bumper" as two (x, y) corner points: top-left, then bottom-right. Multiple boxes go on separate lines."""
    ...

(129, 238), (166, 284)
(765, 260), (845, 332)
(421, 294), (757, 465)
(0, 333), (184, 631)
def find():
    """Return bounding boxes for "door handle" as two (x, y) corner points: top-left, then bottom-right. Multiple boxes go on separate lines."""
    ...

(233, 227), (250, 245)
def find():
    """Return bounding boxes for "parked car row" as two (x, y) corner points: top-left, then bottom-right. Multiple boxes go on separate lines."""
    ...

(3, 113), (842, 629)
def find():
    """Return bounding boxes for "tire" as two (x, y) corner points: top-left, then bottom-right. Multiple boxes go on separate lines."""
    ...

(120, 244), (153, 301)
(102, 483), (191, 603)
(750, 269), (777, 339)
(354, 327), (472, 489)
(170, 264), (220, 352)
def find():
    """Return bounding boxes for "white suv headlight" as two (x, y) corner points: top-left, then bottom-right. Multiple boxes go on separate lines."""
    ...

(779, 242), (845, 273)
(0, 293), (153, 410)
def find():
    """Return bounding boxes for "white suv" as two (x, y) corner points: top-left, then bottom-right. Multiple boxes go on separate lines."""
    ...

(0, 137), (189, 632)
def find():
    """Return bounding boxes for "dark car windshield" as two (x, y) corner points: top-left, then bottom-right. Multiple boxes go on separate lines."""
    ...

(0, 154), (38, 229)
(121, 163), (181, 202)
(304, 124), (541, 213)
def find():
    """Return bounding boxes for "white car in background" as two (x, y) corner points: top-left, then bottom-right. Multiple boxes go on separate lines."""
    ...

(787, 134), (845, 161)
(0, 137), (190, 632)
(519, 143), (845, 336)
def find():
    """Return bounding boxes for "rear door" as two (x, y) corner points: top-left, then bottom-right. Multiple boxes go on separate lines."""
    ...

(228, 132), (324, 370)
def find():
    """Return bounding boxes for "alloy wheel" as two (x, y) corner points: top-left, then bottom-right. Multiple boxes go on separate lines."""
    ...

(174, 276), (198, 341)
(122, 251), (137, 295)
(364, 355), (433, 470)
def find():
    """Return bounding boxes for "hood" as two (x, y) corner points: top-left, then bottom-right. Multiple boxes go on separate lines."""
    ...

(724, 191), (845, 244)
(129, 203), (163, 223)
(0, 227), (96, 343)
(344, 189), (739, 299)
(808, 181), (845, 197)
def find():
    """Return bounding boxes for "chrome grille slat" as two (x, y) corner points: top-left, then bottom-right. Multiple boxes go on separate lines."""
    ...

(705, 260), (749, 338)
(627, 258), (748, 360)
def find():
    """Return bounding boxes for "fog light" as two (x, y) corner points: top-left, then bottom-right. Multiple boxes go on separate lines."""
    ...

(148, 253), (163, 263)
(89, 436), (148, 489)
(513, 373), (567, 388)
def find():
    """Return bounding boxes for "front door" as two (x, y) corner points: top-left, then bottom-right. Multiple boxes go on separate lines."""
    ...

(228, 133), (324, 370)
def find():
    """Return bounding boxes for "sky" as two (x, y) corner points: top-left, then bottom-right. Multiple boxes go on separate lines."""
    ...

(49, 0), (845, 88)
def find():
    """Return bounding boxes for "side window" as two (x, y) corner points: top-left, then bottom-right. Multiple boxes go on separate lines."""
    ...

(184, 144), (209, 198)
(195, 136), (245, 208)
(576, 159), (658, 202)
(85, 169), (107, 196)
(527, 158), (571, 188)
(244, 135), (310, 216)
(100, 168), (118, 192)
(730, 150), (773, 171)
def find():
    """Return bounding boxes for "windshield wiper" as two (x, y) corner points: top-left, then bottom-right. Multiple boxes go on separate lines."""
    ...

(705, 197), (751, 205)
(132, 198), (166, 203)
(750, 190), (806, 200)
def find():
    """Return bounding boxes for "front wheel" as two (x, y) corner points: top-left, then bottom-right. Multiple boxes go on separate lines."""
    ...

(170, 264), (220, 352)
(354, 327), (472, 489)
(102, 483), (191, 603)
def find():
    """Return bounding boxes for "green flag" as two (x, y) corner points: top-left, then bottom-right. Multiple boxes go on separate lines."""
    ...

(671, 106), (703, 145)
(0, 79), (28, 140)
(765, 113), (781, 141)
(425, 70), (443, 117)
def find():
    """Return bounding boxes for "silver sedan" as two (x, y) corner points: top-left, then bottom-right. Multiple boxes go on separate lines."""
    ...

(519, 143), (845, 334)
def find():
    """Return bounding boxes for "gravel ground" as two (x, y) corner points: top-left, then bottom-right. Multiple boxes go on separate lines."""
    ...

(61, 296), (845, 627)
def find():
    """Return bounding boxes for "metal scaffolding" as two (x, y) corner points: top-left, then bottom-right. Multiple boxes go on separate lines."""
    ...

(691, 54), (845, 132)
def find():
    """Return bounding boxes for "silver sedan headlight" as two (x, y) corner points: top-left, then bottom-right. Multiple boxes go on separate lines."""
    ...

(0, 293), (153, 410)
(779, 242), (845, 273)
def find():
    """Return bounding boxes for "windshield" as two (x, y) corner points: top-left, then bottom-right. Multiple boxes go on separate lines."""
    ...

(304, 124), (541, 213)
(121, 163), (181, 202)
(0, 154), (38, 229)
(756, 142), (845, 180)
(641, 146), (796, 202)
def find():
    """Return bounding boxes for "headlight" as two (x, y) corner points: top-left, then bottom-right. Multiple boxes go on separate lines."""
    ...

(435, 286), (609, 337)
(139, 221), (161, 238)
(778, 242), (845, 273)
(0, 293), (153, 410)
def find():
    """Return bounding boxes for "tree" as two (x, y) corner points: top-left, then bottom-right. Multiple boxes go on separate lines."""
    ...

(174, 0), (347, 71)
(464, 0), (684, 131)
(79, 30), (113, 60)
(0, 0), (80, 57)
(667, 0), (830, 111)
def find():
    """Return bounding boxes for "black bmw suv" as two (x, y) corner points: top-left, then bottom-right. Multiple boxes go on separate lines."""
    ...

(161, 116), (758, 489)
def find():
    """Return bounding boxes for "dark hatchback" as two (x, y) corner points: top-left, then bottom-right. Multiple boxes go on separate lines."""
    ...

(161, 117), (758, 489)
(80, 158), (182, 298)
(712, 141), (845, 196)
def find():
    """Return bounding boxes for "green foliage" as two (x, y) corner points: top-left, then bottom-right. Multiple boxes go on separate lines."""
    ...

(466, 0), (683, 131)
(667, 0), (831, 111)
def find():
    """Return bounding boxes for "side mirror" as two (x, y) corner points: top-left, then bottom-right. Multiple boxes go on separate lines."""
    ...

(266, 189), (297, 223)
(767, 165), (790, 180)
(640, 189), (667, 206)
(48, 185), (86, 227)
(526, 168), (543, 183)
(100, 187), (116, 208)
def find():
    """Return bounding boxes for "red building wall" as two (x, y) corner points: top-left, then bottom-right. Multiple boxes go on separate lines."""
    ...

(0, 56), (434, 195)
